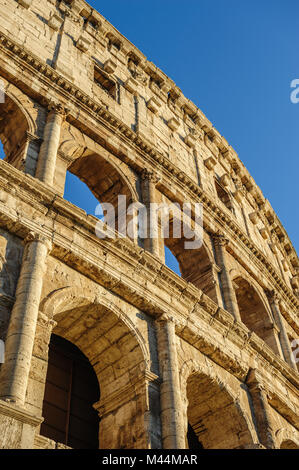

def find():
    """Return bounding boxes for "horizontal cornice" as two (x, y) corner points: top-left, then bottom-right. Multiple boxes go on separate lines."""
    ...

(0, 30), (297, 312)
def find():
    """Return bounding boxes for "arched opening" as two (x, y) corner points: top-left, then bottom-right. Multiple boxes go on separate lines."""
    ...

(164, 246), (181, 276)
(64, 153), (135, 236)
(187, 422), (203, 449)
(0, 93), (29, 169)
(164, 221), (218, 302)
(186, 372), (253, 449)
(233, 277), (280, 353)
(63, 171), (104, 219)
(41, 292), (151, 449)
(41, 334), (100, 449)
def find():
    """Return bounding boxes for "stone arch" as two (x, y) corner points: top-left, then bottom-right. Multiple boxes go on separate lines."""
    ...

(40, 333), (100, 449)
(230, 269), (271, 315)
(164, 224), (219, 302)
(41, 286), (150, 375)
(180, 359), (258, 449)
(39, 286), (154, 449)
(0, 78), (43, 173)
(58, 130), (139, 234)
(231, 271), (281, 354)
(276, 427), (299, 449)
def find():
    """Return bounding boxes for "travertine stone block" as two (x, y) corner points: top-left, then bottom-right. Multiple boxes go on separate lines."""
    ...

(184, 133), (196, 149)
(124, 77), (139, 94)
(204, 156), (217, 170)
(167, 117), (180, 131)
(104, 59), (117, 74)
(220, 173), (230, 187)
(48, 13), (63, 31)
(249, 211), (259, 224)
(0, 0), (297, 452)
(147, 97), (161, 114)
(76, 34), (91, 52)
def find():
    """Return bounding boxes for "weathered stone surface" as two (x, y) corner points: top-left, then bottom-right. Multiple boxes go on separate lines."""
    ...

(0, 0), (297, 450)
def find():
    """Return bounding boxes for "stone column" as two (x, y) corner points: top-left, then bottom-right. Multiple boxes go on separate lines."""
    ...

(22, 132), (43, 177)
(35, 103), (67, 186)
(26, 312), (57, 419)
(156, 313), (186, 449)
(246, 369), (276, 449)
(262, 321), (284, 359)
(266, 290), (297, 370)
(0, 232), (52, 405)
(212, 234), (241, 321)
(211, 262), (224, 308)
(140, 169), (160, 258)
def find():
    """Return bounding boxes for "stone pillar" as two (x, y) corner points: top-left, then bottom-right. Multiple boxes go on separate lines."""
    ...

(266, 290), (297, 370)
(23, 132), (43, 177)
(212, 234), (241, 321)
(35, 103), (67, 186)
(156, 313), (186, 449)
(54, 150), (73, 197)
(94, 371), (161, 449)
(211, 262), (224, 308)
(0, 232), (52, 405)
(140, 169), (160, 258)
(26, 312), (57, 418)
(246, 369), (276, 449)
(262, 321), (284, 359)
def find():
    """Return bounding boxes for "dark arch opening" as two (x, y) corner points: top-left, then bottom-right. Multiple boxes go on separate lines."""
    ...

(0, 93), (29, 168)
(164, 220), (218, 302)
(41, 334), (100, 449)
(186, 372), (254, 449)
(234, 277), (280, 354)
(280, 439), (299, 449)
(187, 423), (203, 449)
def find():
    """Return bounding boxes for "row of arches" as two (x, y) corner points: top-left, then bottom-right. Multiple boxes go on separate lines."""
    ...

(36, 288), (299, 449)
(42, 333), (253, 449)
(0, 90), (294, 362)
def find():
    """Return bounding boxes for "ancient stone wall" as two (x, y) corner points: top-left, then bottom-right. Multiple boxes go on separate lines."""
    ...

(0, 0), (298, 450)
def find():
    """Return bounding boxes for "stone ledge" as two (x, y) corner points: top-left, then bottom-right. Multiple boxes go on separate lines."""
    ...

(0, 399), (42, 427)
(0, 29), (296, 297)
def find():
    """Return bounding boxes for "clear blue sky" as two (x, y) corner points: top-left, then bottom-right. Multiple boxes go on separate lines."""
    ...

(0, 0), (298, 275)
(85, 0), (299, 253)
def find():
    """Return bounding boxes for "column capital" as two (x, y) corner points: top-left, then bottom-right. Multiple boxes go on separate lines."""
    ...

(24, 231), (52, 252)
(37, 311), (57, 329)
(57, 150), (74, 166)
(48, 101), (69, 119)
(264, 288), (280, 304)
(141, 168), (161, 185)
(211, 232), (229, 247)
(246, 368), (266, 391)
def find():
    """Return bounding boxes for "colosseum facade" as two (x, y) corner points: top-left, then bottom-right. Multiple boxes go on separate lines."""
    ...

(0, 0), (298, 450)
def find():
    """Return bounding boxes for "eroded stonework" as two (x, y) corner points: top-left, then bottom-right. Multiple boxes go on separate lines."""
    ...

(0, 0), (298, 450)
